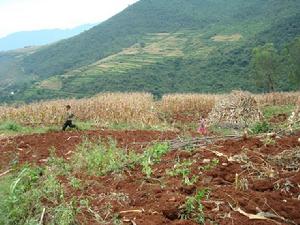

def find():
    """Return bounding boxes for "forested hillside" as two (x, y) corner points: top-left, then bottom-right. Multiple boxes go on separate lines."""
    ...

(0, 0), (299, 102)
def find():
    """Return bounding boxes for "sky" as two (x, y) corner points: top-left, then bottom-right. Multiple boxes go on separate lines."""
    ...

(0, 0), (139, 38)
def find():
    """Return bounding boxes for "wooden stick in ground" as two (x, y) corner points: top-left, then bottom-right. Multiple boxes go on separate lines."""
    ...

(39, 208), (46, 225)
(119, 209), (144, 214)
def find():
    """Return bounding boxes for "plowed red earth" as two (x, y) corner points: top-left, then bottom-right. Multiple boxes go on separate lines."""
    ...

(1, 130), (300, 225)
(0, 130), (178, 170)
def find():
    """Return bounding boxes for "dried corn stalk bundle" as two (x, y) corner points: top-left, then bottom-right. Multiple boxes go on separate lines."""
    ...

(268, 147), (300, 171)
(288, 96), (300, 126)
(207, 91), (263, 128)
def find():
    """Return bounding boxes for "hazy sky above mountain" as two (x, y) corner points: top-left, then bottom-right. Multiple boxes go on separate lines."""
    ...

(0, 0), (139, 38)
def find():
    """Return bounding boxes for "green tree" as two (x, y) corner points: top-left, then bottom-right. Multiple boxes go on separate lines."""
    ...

(286, 37), (300, 89)
(251, 43), (281, 92)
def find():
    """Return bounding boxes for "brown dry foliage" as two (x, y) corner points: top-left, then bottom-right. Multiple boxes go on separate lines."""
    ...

(0, 92), (299, 126)
(254, 92), (300, 106)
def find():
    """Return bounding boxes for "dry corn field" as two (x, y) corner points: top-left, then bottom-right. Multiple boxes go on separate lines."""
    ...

(0, 93), (158, 126)
(159, 93), (220, 123)
(254, 91), (300, 106)
(0, 91), (299, 126)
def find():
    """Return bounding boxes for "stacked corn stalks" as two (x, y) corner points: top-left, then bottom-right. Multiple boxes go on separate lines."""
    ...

(288, 96), (300, 127)
(0, 93), (159, 126)
(254, 92), (300, 106)
(208, 91), (263, 128)
(159, 93), (220, 122)
(269, 148), (300, 171)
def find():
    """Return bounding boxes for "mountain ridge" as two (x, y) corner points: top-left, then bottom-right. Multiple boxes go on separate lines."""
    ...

(0, 24), (96, 52)
(0, 0), (299, 103)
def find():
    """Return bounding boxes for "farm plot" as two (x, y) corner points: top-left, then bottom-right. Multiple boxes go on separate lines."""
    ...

(0, 130), (299, 225)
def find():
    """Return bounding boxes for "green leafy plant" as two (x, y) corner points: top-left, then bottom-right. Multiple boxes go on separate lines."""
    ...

(199, 158), (219, 171)
(167, 159), (198, 186)
(53, 200), (77, 225)
(180, 189), (210, 224)
(69, 176), (82, 190)
(140, 142), (169, 178)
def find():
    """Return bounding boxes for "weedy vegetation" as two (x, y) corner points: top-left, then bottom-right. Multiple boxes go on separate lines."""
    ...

(166, 159), (198, 186)
(140, 142), (170, 178)
(0, 165), (79, 225)
(180, 189), (210, 224)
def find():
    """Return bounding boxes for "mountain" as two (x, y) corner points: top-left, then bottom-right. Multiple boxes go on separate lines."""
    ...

(0, 24), (96, 52)
(0, 0), (299, 103)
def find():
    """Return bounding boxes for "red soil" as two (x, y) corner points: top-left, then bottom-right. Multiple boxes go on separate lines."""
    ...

(0, 129), (178, 170)
(1, 130), (300, 225)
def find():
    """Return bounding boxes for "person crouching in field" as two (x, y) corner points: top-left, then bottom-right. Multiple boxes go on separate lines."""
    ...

(197, 116), (207, 135)
(62, 105), (77, 131)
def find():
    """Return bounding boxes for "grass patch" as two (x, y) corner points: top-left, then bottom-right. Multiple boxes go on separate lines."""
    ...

(75, 121), (95, 131)
(209, 125), (239, 136)
(0, 120), (57, 136)
(262, 105), (295, 119)
(105, 121), (173, 131)
(71, 139), (136, 176)
(0, 120), (98, 136)
(0, 163), (79, 225)
(71, 138), (170, 179)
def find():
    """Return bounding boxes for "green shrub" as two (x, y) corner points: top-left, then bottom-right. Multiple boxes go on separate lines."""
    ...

(250, 121), (271, 134)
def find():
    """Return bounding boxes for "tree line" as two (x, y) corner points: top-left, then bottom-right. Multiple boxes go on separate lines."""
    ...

(251, 37), (300, 92)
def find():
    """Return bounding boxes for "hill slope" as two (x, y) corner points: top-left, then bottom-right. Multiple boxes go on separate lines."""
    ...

(1, 0), (300, 102)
